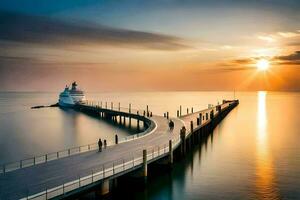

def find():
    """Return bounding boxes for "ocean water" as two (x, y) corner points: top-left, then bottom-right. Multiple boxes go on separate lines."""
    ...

(0, 91), (299, 200)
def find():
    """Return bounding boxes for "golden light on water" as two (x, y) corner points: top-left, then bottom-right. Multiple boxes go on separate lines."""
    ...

(256, 59), (270, 71)
(255, 91), (280, 200)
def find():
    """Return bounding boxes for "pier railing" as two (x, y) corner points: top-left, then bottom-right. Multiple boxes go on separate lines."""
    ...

(22, 135), (182, 200)
(21, 102), (237, 200)
(0, 103), (155, 175)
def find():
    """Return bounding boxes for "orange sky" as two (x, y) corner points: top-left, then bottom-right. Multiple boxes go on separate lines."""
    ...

(0, 1), (299, 91)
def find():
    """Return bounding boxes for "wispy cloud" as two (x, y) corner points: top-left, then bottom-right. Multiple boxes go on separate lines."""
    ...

(257, 35), (276, 42)
(0, 11), (190, 51)
(277, 31), (300, 38)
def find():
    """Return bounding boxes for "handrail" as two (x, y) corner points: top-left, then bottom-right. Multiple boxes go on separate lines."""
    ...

(22, 135), (182, 200)
(21, 102), (237, 200)
(0, 103), (155, 175)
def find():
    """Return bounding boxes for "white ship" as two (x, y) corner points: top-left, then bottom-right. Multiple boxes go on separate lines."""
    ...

(58, 82), (86, 107)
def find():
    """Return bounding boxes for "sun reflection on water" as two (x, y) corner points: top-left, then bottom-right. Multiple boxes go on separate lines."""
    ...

(255, 91), (280, 200)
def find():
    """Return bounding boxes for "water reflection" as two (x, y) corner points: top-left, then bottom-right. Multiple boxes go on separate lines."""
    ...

(255, 91), (280, 200)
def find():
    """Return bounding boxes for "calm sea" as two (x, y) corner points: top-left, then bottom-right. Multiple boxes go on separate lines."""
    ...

(0, 91), (299, 200)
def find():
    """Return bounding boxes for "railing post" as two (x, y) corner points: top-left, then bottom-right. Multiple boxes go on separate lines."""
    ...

(111, 102), (113, 110)
(103, 165), (105, 178)
(57, 152), (59, 158)
(45, 155), (48, 162)
(119, 102), (120, 111)
(152, 148), (154, 158)
(105, 102), (107, 109)
(123, 159), (125, 170)
(129, 103), (131, 113)
(92, 170), (94, 182)
(20, 160), (22, 168)
(68, 149), (70, 155)
(79, 175), (81, 187)
(63, 184), (65, 194)
(33, 157), (36, 165)
(113, 163), (115, 174)
(133, 156), (135, 166)
(88, 144), (90, 150)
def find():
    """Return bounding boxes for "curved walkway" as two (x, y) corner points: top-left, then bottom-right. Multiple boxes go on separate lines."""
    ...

(0, 115), (184, 200)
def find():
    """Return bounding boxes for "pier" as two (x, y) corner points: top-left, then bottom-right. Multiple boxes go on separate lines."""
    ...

(0, 100), (239, 200)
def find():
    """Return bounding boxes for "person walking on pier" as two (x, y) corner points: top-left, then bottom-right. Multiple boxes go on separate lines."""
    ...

(104, 139), (107, 149)
(98, 138), (103, 152)
(169, 120), (174, 131)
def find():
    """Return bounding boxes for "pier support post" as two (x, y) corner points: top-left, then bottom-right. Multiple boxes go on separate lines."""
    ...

(146, 105), (149, 116)
(180, 105), (182, 116)
(169, 140), (173, 165)
(137, 119), (140, 131)
(129, 117), (132, 128)
(199, 113), (202, 126)
(190, 121), (194, 146)
(180, 127), (186, 156)
(100, 179), (110, 196)
(143, 149), (147, 183)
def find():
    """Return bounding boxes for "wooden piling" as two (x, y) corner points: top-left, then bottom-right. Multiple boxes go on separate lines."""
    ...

(180, 127), (186, 155)
(143, 149), (147, 182)
(146, 105), (149, 116)
(180, 105), (182, 116)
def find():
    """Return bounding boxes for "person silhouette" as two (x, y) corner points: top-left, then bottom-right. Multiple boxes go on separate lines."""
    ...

(98, 138), (103, 152)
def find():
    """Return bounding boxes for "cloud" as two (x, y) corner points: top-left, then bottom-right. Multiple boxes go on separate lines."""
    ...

(257, 35), (276, 42)
(277, 32), (300, 38)
(274, 51), (300, 65)
(0, 11), (190, 51)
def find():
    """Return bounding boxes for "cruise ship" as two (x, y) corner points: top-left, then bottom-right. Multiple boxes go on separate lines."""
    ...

(58, 82), (86, 107)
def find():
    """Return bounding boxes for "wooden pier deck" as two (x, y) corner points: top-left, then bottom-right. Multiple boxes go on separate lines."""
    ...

(0, 100), (238, 200)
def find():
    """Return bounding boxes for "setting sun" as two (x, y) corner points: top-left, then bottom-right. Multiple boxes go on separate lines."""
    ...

(257, 59), (270, 71)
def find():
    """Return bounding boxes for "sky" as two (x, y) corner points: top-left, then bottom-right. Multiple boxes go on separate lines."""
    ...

(0, 0), (299, 92)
